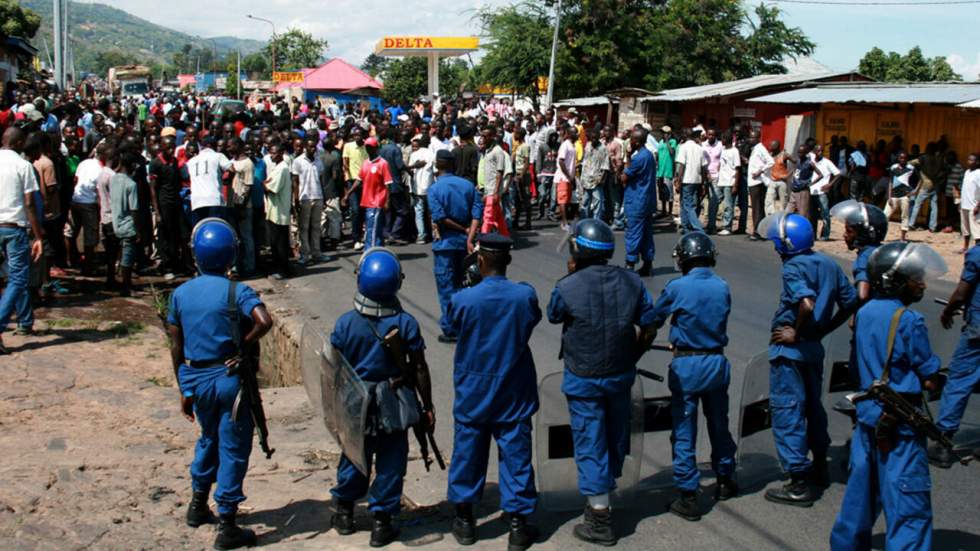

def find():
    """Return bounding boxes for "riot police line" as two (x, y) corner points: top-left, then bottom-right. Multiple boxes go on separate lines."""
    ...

(168, 201), (979, 550)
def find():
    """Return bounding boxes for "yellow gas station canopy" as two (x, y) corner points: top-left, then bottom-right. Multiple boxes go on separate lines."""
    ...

(375, 36), (479, 57)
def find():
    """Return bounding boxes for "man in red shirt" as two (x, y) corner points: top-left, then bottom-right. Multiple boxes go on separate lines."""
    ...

(359, 137), (393, 248)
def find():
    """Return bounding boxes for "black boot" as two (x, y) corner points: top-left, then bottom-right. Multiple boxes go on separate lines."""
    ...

(369, 511), (399, 548)
(625, 261), (636, 272)
(506, 512), (539, 551)
(637, 261), (652, 277)
(715, 475), (739, 501)
(331, 500), (355, 535)
(185, 490), (216, 527)
(808, 455), (830, 488)
(451, 503), (476, 546)
(764, 475), (814, 507)
(928, 435), (955, 469)
(213, 511), (257, 550)
(669, 490), (701, 521)
(572, 506), (617, 546)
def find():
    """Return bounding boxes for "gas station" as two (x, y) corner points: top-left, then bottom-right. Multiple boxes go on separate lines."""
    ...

(374, 36), (479, 100)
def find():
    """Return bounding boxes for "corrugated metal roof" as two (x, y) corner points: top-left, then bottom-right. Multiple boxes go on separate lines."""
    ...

(554, 96), (616, 107)
(748, 83), (980, 105)
(958, 98), (980, 109)
(639, 71), (853, 103)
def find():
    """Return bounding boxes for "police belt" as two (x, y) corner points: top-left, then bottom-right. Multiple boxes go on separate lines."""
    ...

(672, 347), (724, 358)
(188, 358), (231, 368)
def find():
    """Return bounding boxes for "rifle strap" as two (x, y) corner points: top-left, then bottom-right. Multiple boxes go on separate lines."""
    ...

(881, 306), (906, 385)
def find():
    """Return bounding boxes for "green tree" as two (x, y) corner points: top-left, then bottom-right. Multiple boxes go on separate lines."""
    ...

(360, 53), (389, 78)
(379, 57), (469, 105)
(225, 58), (240, 98)
(0, 0), (41, 39)
(477, 2), (555, 105)
(858, 46), (961, 82)
(92, 49), (141, 76)
(242, 52), (270, 78)
(265, 28), (328, 71)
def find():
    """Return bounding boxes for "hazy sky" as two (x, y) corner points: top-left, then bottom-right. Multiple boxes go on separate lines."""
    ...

(92, 0), (980, 80)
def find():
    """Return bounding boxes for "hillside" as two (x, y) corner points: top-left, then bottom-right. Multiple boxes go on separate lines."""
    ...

(22, 0), (264, 75)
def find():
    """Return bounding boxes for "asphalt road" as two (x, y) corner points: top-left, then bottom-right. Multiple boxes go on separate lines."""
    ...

(284, 218), (980, 551)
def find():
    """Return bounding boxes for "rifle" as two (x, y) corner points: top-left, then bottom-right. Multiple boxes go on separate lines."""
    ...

(381, 327), (446, 472)
(227, 281), (275, 460)
(847, 382), (971, 465)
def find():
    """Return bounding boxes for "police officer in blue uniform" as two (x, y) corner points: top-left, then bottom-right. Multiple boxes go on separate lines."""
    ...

(329, 248), (432, 547)
(427, 149), (482, 343)
(930, 242), (980, 467)
(761, 213), (858, 507)
(546, 219), (657, 545)
(649, 231), (739, 521)
(168, 218), (273, 550)
(446, 233), (541, 550)
(830, 242), (945, 551)
(619, 128), (657, 276)
(831, 200), (888, 302)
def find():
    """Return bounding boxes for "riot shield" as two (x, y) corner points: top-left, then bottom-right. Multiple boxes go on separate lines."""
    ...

(736, 350), (781, 489)
(535, 371), (645, 512)
(299, 322), (371, 475)
(823, 328), (859, 447)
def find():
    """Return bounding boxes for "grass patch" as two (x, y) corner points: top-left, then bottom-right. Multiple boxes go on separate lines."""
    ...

(46, 318), (80, 328)
(146, 376), (172, 387)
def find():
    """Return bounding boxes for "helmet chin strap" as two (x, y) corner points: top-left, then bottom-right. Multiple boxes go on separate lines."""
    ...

(353, 292), (401, 317)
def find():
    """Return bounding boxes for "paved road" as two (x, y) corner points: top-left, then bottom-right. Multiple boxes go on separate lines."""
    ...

(282, 219), (980, 551)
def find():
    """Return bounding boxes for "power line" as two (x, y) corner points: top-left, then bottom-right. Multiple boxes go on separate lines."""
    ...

(769, 0), (980, 5)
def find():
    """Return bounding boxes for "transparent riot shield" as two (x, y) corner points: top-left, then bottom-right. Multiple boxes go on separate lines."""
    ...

(823, 327), (859, 447)
(299, 322), (371, 475)
(736, 350), (781, 489)
(535, 371), (645, 512)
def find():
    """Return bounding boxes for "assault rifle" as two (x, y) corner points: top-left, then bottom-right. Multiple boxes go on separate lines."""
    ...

(227, 281), (275, 459)
(381, 327), (446, 471)
(847, 381), (972, 466)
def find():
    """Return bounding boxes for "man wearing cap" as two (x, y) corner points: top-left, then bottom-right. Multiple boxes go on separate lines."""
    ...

(446, 233), (541, 550)
(427, 149), (482, 343)
(358, 137), (393, 249)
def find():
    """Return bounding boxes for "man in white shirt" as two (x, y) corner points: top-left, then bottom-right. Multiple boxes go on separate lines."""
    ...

(69, 145), (106, 273)
(716, 135), (741, 235)
(746, 131), (774, 240)
(702, 129), (724, 234)
(0, 128), (44, 353)
(961, 154), (980, 249)
(808, 145), (840, 241)
(409, 135), (435, 244)
(292, 137), (326, 264)
(187, 136), (233, 226)
(673, 128), (707, 233)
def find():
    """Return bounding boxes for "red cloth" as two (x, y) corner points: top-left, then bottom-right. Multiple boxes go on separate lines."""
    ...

(359, 157), (393, 209)
(481, 194), (510, 237)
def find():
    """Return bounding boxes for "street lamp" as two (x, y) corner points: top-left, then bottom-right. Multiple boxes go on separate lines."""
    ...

(246, 14), (277, 76)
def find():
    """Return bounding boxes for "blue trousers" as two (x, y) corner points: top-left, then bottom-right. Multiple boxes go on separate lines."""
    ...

(331, 430), (408, 514)
(580, 187), (604, 220)
(448, 418), (537, 515)
(670, 385), (737, 491)
(566, 393), (630, 496)
(936, 334), (980, 434)
(706, 179), (722, 233)
(813, 193), (832, 240)
(178, 365), (254, 514)
(680, 184), (704, 233)
(909, 188), (938, 231)
(0, 227), (32, 334)
(346, 183), (364, 242)
(433, 249), (466, 337)
(364, 208), (386, 249)
(830, 423), (932, 551)
(624, 209), (654, 264)
(769, 358), (830, 474)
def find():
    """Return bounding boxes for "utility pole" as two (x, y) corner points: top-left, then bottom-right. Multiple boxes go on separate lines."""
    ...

(53, 0), (63, 89)
(247, 15), (277, 76)
(545, 0), (562, 110)
(236, 49), (242, 100)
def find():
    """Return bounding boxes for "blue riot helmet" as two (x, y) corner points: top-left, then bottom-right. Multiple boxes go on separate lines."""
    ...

(191, 217), (237, 274)
(830, 200), (888, 250)
(356, 247), (403, 301)
(673, 231), (717, 270)
(569, 218), (615, 261)
(758, 212), (814, 256)
(867, 242), (947, 300)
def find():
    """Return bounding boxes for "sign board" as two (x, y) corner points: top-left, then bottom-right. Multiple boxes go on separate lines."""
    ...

(824, 112), (849, 134)
(375, 36), (479, 56)
(273, 72), (305, 83)
(875, 112), (905, 141)
(733, 107), (756, 119)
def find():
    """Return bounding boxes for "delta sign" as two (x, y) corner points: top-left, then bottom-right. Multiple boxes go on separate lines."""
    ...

(375, 36), (479, 57)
